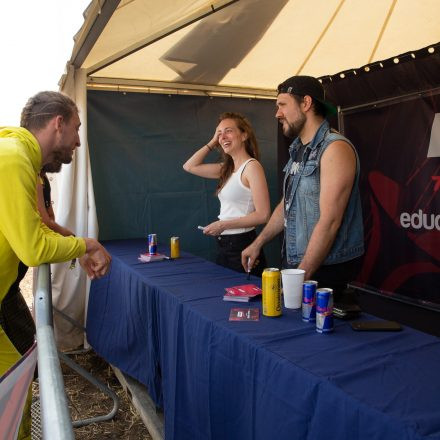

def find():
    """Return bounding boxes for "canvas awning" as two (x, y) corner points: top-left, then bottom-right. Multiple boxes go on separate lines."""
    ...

(61, 0), (440, 97)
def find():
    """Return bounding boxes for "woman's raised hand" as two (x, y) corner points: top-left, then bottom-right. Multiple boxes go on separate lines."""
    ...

(207, 126), (221, 150)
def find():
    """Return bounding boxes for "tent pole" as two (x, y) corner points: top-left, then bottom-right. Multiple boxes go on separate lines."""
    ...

(341, 86), (440, 115)
(337, 105), (344, 134)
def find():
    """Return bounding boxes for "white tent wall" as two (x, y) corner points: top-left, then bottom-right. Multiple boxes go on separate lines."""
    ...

(52, 68), (97, 349)
(52, 0), (440, 346)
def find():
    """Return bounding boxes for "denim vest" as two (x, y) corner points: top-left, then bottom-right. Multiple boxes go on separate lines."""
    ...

(283, 120), (364, 265)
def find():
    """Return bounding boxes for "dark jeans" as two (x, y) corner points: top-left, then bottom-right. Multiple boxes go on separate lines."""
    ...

(216, 230), (267, 277)
(283, 256), (363, 304)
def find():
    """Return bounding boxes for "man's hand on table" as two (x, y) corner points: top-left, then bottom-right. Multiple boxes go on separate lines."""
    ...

(81, 238), (112, 279)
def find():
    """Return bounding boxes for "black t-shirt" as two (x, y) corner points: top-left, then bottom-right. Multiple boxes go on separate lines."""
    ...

(284, 142), (309, 205)
(41, 173), (52, 209)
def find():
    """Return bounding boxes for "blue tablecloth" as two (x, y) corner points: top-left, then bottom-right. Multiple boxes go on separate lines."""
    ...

(87, 239), (440, 440)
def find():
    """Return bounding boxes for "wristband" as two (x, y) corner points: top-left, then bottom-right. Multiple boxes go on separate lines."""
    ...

(206, 144), (213, 151)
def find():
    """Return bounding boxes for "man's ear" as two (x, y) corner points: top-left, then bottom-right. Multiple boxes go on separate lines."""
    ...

(54, 115), (64, 131)
(302, 95), (313, 112)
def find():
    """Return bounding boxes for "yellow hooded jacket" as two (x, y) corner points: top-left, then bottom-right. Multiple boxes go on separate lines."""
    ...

(0, 127), (86, 304)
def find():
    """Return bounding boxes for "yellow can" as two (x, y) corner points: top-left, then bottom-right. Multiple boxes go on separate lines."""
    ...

(262, 268), (282, 317)
(170, 236), (180, 259)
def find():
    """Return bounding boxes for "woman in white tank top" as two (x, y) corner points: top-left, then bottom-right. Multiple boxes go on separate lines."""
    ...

(183, 112), (270, 275)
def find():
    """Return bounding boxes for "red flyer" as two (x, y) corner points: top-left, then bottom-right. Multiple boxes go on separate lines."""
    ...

(223, 284), (262, 302)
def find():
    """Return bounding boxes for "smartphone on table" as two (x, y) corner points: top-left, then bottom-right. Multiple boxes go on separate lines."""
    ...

(351, 320), (402, 331)
(333, 303), (361, 320)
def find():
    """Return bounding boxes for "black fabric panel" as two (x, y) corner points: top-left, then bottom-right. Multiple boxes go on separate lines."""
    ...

(88, 91), (280, 266)
(321, 42), (440, 108)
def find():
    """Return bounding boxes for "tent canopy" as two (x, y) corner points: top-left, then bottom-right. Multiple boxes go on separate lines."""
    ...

(62, 0), (440, 98)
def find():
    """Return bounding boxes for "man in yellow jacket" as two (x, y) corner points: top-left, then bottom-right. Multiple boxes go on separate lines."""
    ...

(0, 91), (111, 439)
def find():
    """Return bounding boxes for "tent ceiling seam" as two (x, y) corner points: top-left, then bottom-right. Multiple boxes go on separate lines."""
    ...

(296, 0), (346, 75)
(368, 0), (398, 64)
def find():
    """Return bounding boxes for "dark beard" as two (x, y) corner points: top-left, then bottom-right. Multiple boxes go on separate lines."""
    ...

(283, 113), (306, 139)
(42, 161), (62, 173)
(52, 149), (73, 166)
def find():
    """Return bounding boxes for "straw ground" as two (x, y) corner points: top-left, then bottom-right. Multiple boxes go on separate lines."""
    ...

(20, 270), (151, 439)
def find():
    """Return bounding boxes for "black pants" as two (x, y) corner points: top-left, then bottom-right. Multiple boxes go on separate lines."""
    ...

(0, 262), (36, 356)
(216, 230), (267, 277)
(283, 256), (363, 304)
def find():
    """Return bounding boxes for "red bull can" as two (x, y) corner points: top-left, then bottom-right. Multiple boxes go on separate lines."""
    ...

(316, 288), (334, 333)
(262, 268), (282, 317)
(148, 233), (157, 255)
(302, 280), (318, 322)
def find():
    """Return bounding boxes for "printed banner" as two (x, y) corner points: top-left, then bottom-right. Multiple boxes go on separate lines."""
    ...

(344, 94), (440, 308)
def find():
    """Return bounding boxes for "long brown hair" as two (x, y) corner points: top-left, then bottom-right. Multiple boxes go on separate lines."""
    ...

(216, 112), (260, 193)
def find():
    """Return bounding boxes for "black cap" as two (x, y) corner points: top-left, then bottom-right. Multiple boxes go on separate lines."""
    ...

(277, 75), (337, 116)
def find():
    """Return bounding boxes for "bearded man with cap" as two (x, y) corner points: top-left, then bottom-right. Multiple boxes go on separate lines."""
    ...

(242, 75), (364, 301)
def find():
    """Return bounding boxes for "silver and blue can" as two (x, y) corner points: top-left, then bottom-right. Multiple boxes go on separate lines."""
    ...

(302, 280), (318, 322)
(316, 288), (334, 333)
(148, 233), (157, 255)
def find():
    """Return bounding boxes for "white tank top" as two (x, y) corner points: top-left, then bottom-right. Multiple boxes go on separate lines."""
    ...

(218, 158), (256, 235)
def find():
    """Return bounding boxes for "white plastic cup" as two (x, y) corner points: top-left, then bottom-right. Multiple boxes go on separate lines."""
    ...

(281, 269), (305, 309)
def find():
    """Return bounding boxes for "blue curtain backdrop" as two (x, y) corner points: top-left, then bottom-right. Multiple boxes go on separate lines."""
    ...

(87, 90), (280, 265)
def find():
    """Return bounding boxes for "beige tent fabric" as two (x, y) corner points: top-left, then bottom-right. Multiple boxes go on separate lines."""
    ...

(81, 0), (236, 72)
(63, 0), (440, 93)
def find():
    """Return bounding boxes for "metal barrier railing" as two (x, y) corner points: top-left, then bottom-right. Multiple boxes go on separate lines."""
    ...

(34, 264), (75, 439)
(34, 264), (119, 438)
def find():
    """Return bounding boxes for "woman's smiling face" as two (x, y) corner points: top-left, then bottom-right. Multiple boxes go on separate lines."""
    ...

(217, 118), (246, 155)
